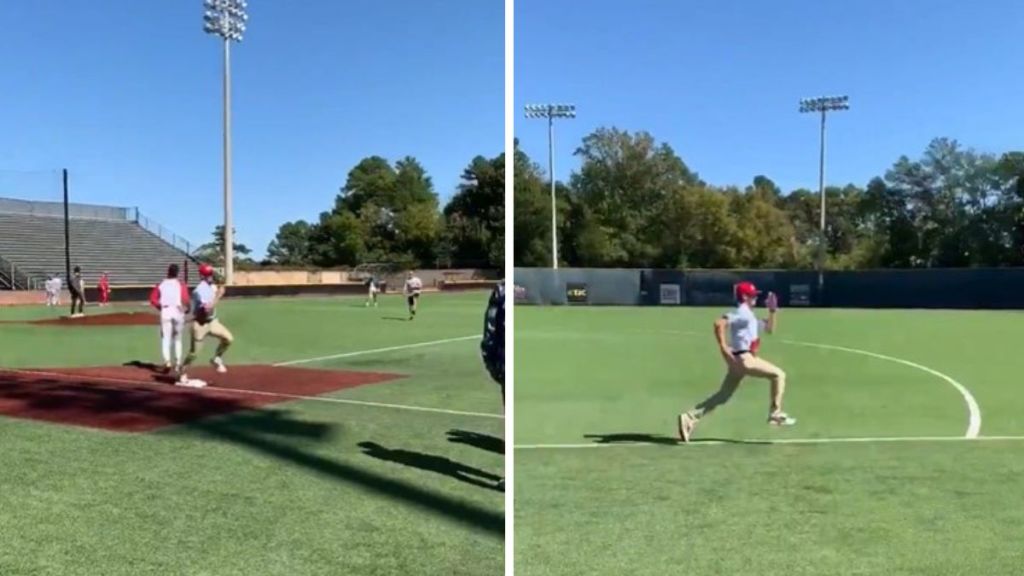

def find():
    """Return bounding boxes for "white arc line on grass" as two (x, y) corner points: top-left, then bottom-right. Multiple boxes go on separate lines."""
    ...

(780, 339), (981, 439)
(1, 368), (502, 420)
(514, 436), (1024, 449)
(273, 335), (479, 367)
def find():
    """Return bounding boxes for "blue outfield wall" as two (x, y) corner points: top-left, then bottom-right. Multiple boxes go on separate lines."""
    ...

(513, 267), (1024, 309)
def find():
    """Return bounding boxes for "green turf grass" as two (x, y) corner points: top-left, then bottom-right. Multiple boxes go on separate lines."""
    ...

(514, 306), (1024, 576)
(0, 292), (503, 575)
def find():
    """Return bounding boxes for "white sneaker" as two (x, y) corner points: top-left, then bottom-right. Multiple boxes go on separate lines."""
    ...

(211, 358), (227, 374)
(768, 412), (797, 426)
(677, 413), (696, 443)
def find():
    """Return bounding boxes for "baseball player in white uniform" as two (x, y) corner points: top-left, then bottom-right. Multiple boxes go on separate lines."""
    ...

(404, 271), (423, 320)
(44, 276), (55, 306)
(48, 275), (62, 307)
(677, 282), (795, 443)
(148, 263), (190, 377)
(365, 275), (380, 307)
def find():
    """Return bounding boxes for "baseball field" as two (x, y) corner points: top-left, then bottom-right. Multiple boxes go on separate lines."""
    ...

(514, 305), (1024, 576)
(0, 291), (503, 575)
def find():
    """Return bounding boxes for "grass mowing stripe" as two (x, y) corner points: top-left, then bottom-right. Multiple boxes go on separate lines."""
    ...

(515, 435), (1024, 449)
(272, 335), (479, 367)
(0, 368), (503, 419)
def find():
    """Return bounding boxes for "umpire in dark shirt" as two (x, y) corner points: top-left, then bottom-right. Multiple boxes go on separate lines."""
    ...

(69, 266), (86, 317)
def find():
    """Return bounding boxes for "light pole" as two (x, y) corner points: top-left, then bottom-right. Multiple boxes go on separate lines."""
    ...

(203, 0), (247, 285)
(799, 95), (848, 289)
(524, 103), (576, 269)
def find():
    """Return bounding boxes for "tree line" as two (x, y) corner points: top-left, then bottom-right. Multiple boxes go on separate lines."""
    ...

(195, 152), (505, 271)
(514, 127), (1024, 269)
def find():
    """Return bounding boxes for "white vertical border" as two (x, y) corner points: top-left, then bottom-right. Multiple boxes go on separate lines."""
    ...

(503, 0), (515, 571)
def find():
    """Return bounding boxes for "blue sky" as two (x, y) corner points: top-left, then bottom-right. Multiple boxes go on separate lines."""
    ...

(515, 0), (1024, 192)
(0, 0), (502, 258)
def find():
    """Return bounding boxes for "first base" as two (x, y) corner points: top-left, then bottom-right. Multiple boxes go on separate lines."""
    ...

(176, 378), (208, 389)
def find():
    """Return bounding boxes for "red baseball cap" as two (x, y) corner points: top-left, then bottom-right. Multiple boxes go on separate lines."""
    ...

(198, 264), (215, 278)
(735, 281), (760, 299)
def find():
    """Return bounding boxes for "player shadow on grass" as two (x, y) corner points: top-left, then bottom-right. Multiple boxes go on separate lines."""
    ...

(185, 419), (504, 537)
(358, 441), (504, 492)
(584, 433), (772, 446)
(446, 429), (504, 455)
(381, 316), (410, 322)
(0, 372), (503, 537)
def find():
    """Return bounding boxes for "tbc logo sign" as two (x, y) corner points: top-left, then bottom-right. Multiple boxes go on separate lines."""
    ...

(565, 282), (588, 304)
(659, 284), (681, 305)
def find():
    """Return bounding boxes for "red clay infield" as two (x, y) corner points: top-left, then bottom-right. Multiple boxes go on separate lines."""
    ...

(27, 312), (160, 326)
(0, 363), (403, 433)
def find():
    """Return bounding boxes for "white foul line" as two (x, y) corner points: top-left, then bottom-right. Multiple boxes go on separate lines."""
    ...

(273, 335), (479, 367)
(515, 436), (1024, 450)
(780, 339), (982, 439)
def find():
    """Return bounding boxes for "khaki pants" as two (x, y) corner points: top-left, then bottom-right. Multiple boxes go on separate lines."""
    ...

(690, 353), (786, 419)
(184, 319), (233, 366)
(191, 318), (233, 344)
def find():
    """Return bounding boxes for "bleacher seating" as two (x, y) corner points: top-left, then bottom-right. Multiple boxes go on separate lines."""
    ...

(0, 213), (196, 287)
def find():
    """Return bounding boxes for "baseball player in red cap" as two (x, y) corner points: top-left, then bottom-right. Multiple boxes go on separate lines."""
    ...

(179, 264), (233, 381)
(677, 281), (794, 442)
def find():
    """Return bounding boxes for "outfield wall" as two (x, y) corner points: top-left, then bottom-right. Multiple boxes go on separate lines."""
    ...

(514, 267), (1024, 309)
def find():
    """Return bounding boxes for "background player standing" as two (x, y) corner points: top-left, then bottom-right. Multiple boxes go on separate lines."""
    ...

(52, 274), (63, 307)
(181, 264), (234, 377)
(677, 283), (794, 443)
(149, 264), (190, 375)
(98, 272), (111, 307)
(365, 274), (379, 307)
(404, 271), (423, 320)
(68, 266), (86, 318)
(44, 275), (56, 306)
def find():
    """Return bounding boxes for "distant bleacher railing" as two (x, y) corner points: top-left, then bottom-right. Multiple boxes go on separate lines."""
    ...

(0, 255), (40, 291)
(129, 208), (195, 256)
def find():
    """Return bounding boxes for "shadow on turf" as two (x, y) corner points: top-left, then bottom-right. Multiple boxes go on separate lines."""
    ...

(584, 433), (772, 446)
(358, 441), (503, 492)
(2, 368), (504, 536)
(381, 316), (410, 322)
(187, 417), (504, 537)
(447, 429), (504, 455)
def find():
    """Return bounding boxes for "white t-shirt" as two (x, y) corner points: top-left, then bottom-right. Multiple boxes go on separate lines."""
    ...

(724, 303), (759, 352)
(192, 280), (218, 321)
(405, 277), (423, 295)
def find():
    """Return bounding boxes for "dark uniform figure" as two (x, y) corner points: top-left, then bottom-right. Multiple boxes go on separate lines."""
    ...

(481, 280), (505, 402)
(480, 280), (505, 490)
(69, 266), (86, 317)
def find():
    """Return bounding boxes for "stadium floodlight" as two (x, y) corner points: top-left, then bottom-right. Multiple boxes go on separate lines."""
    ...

(523, 104), (576, 269)
(203, 0), (248, 285)
(799, 95), (849, 288)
